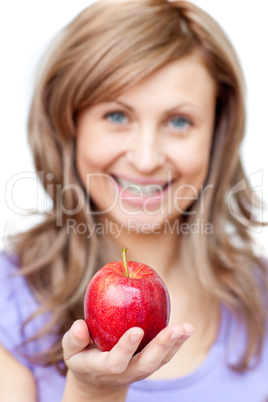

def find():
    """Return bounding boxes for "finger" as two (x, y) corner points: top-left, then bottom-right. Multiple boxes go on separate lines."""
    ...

(67, 327), (144, 376)
(62, 319), (91, 361)
(130, 323), (194, 375)
(102, 327), (144, 374)
(161, 322), (195, 365)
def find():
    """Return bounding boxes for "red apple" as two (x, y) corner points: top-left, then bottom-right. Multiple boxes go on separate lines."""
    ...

(84, 248), (170, 353)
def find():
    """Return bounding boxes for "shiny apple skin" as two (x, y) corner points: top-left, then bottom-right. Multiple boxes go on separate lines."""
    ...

(84, 261), (170, 353)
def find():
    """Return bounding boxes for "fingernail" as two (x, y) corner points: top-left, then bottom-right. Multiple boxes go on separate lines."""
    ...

(181, 333), (191, 341)
(169, 331), (183, 341)
(130, 332), (143, 343)
(182, 323), (195, 334)
(71, 323), (79, 340)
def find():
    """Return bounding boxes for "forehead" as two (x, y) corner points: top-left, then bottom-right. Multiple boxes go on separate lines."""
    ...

(115, 53), (216, 111)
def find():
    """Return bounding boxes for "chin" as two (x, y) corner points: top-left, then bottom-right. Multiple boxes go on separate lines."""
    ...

(102, 207), (180, 238)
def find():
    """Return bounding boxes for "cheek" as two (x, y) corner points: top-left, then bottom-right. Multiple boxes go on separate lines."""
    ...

(75, 136), (122, 207)
(76, 136), (117, 178)
(173, 144), (211, 180)
(171, 150), (211, 213)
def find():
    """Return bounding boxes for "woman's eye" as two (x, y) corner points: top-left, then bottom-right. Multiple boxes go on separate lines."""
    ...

(168, 116), (191, 130)
(104, 111), (128, 124)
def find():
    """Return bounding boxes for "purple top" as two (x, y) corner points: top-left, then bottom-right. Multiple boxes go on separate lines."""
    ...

(0, 252), (267, 401)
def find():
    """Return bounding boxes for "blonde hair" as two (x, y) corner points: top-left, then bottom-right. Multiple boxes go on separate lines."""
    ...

(9, 0), (267, 373)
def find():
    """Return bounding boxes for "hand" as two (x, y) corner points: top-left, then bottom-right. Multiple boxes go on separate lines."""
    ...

(62, 319), (194, 401)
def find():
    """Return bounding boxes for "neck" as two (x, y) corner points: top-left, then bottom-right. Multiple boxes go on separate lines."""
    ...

(98, 219), (181, 280)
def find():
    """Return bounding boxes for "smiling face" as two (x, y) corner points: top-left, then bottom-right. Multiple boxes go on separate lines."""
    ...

(76, 53), (216, 234)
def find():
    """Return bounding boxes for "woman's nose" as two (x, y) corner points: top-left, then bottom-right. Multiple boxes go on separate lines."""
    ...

(126, 126), (165, 173)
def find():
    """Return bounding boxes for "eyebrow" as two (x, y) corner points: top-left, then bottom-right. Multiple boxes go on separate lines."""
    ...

(113, 100), (133, 111)
(112, 99), (201, 115)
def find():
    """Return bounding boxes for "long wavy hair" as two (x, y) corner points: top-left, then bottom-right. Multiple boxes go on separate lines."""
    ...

(8, 0), (267, 374)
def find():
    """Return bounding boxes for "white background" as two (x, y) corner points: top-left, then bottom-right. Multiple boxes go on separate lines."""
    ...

(0, 0), (267, 255)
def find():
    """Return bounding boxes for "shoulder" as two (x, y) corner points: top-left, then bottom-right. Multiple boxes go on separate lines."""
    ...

(219, 301), (268, 368)
(0, 251), (26, 303)
(0, 251), (19, 274)
(0, 251), (41, 367)
(0, 252), (66, 401)
(0, 251), (36, 310)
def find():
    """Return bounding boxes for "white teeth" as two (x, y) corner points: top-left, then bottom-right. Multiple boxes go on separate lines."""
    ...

(116, 177), (165, 196)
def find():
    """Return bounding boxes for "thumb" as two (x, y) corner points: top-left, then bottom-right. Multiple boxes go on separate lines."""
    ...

(62, 319), (91, 361)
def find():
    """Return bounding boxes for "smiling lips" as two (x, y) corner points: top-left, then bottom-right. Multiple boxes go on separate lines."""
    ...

(113, 175), (172, 198)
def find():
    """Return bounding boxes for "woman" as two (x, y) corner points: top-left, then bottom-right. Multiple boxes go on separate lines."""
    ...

(0, 1), (267, 401)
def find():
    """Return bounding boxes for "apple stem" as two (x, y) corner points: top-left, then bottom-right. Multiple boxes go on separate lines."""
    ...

(122, 248), (129, 278)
